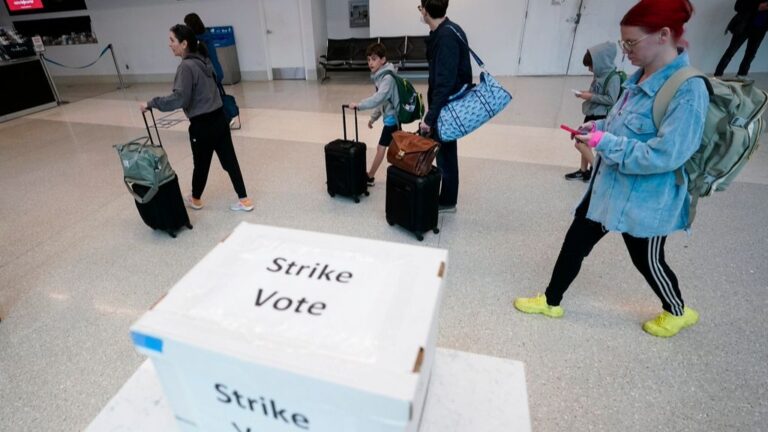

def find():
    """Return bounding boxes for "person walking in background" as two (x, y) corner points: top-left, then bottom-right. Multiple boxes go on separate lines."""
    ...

(514, 0), (707, 338)
(714, 0), (768, 78)
(565, 42), (621, 183)
(418, 0), (472, 214)
(184, 13), (224, 86)
(140, 24), (254, 213)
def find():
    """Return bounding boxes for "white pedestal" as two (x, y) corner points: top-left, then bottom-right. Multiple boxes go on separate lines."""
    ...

(86, 348), (531, 432)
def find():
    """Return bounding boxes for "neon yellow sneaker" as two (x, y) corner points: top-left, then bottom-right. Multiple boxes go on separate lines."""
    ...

(513, 294), (564, 318)
(642, 307), (699, 338)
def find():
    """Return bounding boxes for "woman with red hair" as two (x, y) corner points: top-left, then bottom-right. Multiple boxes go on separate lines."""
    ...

(515, 0), (708, 338)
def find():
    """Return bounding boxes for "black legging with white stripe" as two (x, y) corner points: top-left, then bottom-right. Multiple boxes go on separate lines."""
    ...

(544, 200), (685, 316)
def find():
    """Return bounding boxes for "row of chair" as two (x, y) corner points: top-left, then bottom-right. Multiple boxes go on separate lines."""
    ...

(319, 36), (428, 81)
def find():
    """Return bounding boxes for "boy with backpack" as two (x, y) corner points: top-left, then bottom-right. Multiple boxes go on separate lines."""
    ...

(565, 42), (622, 182)
(348, 43), (403, 186)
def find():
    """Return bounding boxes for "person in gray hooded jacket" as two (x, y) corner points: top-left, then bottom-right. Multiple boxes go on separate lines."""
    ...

(349, 43), (400, 186)
(140, 24), (253, 212)
(564, 41), (621, 182)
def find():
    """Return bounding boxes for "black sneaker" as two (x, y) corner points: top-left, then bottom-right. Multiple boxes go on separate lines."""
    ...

(564, 170), (587, 181)
(582, 169), (592, 182)
(367, 176), (375, 187)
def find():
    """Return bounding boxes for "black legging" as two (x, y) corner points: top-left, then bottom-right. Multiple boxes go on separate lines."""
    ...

(188, 108), (247, 199)
(715, 27), (768, 76)
(545, 195), (685, 316)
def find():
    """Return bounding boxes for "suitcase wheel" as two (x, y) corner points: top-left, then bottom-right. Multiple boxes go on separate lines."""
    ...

(166, 230), (177, 239)
(354, 197), (360, 203)
(433, 228), (440, 234)
(386, 218), (395, 226)
(364, 191), (370, 196)
(329, 191), (336, 198)
(415, 233), (424, 242)
(186, 224), (193, 230)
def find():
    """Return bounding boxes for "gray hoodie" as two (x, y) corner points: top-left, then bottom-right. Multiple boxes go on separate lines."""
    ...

(582, 42), (620, 116)
(357, 62), (400, 125)
(148, 53), (222, 119)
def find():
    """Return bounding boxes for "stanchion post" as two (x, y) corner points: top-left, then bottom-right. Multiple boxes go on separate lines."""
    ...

(39, 53), (64, 105)
(109, 44), (128, 90)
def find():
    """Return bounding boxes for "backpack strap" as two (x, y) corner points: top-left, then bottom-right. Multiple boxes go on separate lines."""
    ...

(602, 69), (617, 91)
(652, 66), (713, 186)
(446, 25), (485, 69)
(652, 66), (711, 128)
(380, 69), (401, 118)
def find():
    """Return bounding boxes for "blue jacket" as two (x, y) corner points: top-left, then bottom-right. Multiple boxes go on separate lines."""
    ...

(587, 51), (709, 238)
(424, 18), (472, 128)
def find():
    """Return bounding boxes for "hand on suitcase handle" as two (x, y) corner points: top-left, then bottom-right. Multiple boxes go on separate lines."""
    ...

(418, 122), (432, 137)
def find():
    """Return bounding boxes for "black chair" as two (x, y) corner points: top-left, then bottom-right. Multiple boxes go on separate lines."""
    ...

(319, 39), (352, 80)
(401, 36), (429, 71)
(379, 36), (406, 65)
(349, 37), (378, 68)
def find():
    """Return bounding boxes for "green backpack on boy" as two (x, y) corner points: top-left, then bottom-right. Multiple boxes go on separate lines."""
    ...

(382, 70), (424, 124)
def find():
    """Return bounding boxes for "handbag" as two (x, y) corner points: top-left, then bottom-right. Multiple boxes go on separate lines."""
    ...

(217, 82), (241, 130)
(437, 26), (512, 142)
(114, 110), (177, 204)
(193, 57), (241, 129)
(387, 131), (440, 176)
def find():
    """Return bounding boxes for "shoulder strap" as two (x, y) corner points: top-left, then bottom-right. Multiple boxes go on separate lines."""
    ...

(652, 66), (710, 128)
(651, 66), (712, 186)
(602, 69), (617, 90)
(191, 56), (227, 98)
(446, 25), (485, 69)
(381, 70), (399, 82)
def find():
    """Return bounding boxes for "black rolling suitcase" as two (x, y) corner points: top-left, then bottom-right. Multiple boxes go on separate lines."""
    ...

(325, 104), (369, 203)
(385, 165), (441, 241)
(118, 110), (192, 238)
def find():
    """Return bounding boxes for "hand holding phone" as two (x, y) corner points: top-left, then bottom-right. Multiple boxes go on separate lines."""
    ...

(560, 124), (587, 135)
(571, 89), (582, 96)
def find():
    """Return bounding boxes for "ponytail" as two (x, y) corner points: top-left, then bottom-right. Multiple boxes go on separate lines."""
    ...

(170, 24), (209, 58)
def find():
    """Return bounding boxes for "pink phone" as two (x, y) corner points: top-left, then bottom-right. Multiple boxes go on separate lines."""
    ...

(560, 124), (586, 135)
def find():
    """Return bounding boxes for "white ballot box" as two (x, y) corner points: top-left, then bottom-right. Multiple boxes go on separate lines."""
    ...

(130, 223), (448, 432)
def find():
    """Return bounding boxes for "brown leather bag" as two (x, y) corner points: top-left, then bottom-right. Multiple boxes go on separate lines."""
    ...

(387, 131), (439, 176)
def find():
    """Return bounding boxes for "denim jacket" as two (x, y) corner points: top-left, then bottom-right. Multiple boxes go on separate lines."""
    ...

(586, 51), (709, 238)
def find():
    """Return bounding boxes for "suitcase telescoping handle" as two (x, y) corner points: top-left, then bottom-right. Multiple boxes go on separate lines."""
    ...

(141, 109), (163, 148)
(341, 104), (359, 143)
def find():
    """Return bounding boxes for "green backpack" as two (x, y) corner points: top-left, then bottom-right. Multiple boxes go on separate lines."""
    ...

(653, 67), (768, 227)
(603, 68), (628, 98)
(382, 70), (424, 124)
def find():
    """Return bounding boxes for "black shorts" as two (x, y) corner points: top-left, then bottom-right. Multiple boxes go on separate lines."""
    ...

(378, 124), (401, 147)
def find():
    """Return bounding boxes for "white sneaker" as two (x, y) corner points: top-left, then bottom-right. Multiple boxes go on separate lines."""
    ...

(230, 198), (254, 212)
(186, 196), (204, 210)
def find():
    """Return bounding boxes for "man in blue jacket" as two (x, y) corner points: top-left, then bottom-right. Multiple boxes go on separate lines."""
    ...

(418, 0), (472, 213)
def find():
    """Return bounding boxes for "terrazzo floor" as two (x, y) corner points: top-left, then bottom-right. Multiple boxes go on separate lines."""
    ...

(1, 73), (767, 431)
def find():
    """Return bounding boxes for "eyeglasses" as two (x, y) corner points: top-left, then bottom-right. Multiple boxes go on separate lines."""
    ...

(618, 33), (653, 52)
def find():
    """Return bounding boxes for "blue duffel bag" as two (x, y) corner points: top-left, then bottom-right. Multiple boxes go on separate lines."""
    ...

(437, 27), (512, 142)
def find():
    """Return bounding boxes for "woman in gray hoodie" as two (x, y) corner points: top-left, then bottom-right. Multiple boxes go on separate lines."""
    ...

(564, 41), (621, 182)
(140, 24), (253, 212)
